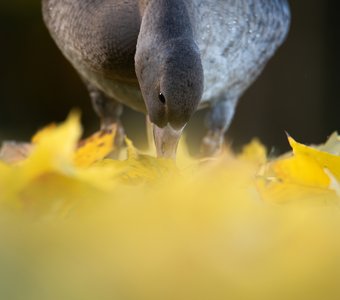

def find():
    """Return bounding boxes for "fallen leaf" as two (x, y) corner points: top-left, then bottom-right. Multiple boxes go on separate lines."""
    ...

(74, 125), (116, 168)
(0, 141), (33, 164)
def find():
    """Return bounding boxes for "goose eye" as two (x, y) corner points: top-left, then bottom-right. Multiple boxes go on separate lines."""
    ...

(158, 93), (166, 104)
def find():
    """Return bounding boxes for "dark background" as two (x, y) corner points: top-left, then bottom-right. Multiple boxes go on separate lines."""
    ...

(0, 1), (339, 153)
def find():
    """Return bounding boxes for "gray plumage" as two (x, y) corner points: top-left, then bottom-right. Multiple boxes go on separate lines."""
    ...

(42, 0), (290, 157)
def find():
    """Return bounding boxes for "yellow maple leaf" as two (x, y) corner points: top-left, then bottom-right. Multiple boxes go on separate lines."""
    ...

(1, 113), (340, 300)
(116, 138), (177, 184)
(288, 136), (340, 181)
(22, 111), (81, 177)
(238, 138), (267, 166)
(0, 113), (119, 213)
(273, 153), (330, 188)
(258, 135), (340, 202)
(74, 125), (116, 168)
(31, 123), (57, 144)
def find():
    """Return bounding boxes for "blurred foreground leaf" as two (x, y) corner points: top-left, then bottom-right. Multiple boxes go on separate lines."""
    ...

(0, 114), (340, 300)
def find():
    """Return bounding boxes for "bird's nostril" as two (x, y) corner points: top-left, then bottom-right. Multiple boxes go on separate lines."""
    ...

(158, 93), (166, 105)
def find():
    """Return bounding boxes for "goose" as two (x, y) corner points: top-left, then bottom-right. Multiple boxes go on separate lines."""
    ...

(42, 0), (290, 158)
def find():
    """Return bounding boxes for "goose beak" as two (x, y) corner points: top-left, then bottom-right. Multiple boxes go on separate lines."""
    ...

(153, 123), (183, 159)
